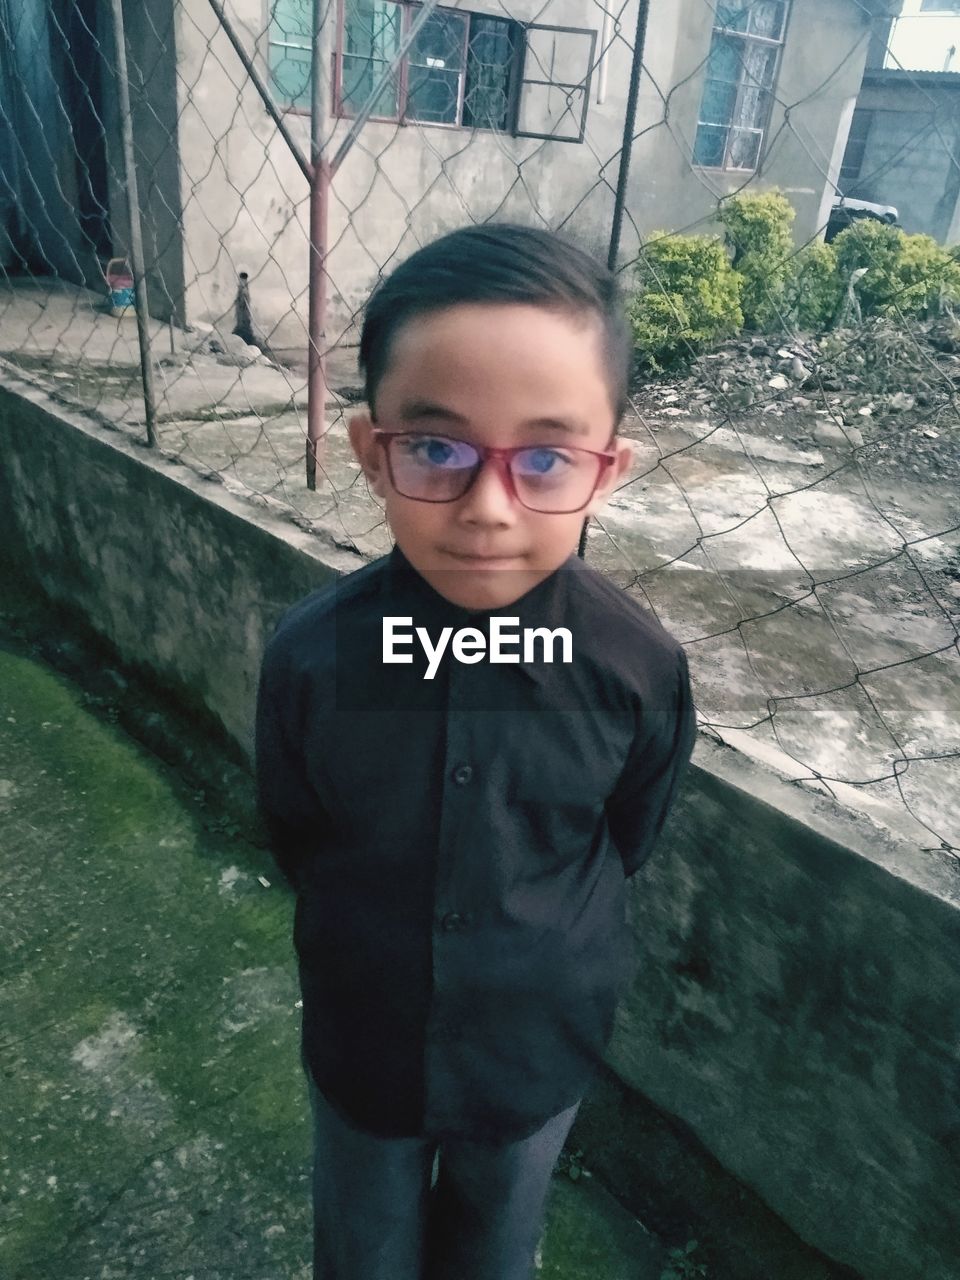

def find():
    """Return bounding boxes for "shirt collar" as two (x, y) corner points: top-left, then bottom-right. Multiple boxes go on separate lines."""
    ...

(380, 543), (575, 685)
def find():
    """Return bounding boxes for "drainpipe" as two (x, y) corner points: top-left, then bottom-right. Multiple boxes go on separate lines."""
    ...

(597, 3), (613, 105)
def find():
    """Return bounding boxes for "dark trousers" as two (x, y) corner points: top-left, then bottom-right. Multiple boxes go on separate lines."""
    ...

(307, 1076), (581, 1280)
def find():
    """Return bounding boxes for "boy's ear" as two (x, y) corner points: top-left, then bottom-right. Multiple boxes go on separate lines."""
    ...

(348, 412), (388, 500)
(583, 436), (635, 518)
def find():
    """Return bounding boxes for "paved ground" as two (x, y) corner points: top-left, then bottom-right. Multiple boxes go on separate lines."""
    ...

(2, 276), (957, 854)
(0, 633), (667, 1280)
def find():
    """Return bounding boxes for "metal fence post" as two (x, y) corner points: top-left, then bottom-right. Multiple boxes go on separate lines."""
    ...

(306, 0), (328, 491)
(607, 0), (650, 273)
(577, 0), (652, 559)
(109, 0), (157, 448)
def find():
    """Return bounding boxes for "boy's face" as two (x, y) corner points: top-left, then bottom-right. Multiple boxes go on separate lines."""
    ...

(348, 303), (634, 611)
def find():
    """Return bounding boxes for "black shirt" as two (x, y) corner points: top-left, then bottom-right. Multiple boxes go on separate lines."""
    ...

(254, 543), (695, 1141)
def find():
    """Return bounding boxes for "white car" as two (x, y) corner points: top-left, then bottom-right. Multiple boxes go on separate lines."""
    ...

(826, 197), (900, 241)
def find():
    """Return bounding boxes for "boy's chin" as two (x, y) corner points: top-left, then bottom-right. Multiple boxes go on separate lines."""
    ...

(423, 566), (545, 613)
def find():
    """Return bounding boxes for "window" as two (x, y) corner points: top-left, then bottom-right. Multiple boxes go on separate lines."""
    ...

(268, 0), (595, 140)
(839, 108), (873, 182)
(920, 0), (960, 12)
(269, 0), (313, 110)
(464, 15), (523, 130)
(693, 1), (789, 171)
(515, 26), (596, 142)
(338, 3), (520, 127)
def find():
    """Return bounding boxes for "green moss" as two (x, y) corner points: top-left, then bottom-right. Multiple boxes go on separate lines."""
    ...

(1, 643), (671, 1279)
(540, 1174), (667, 1277)
(0, 1197), (68, 1274)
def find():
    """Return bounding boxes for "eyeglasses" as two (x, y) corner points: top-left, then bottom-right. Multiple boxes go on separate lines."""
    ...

(372, 430), (616, 515)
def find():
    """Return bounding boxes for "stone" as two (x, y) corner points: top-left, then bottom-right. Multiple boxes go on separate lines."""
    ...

(888, 392), (916, 412)
(185, 328), (264, 368)
(216, 341), (263, 369)
(813, 420), (859, 448)
(767, 374), (790, 391)
(928, 318), (960, 352)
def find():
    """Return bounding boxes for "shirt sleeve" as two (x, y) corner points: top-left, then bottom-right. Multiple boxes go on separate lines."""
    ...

(605, 646), (696, 879)
(254, 644), (326, 891)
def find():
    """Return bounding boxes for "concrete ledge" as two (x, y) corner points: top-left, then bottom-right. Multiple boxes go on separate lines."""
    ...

(612, 741), (960, 1279)
(0, 368), (362, 760)
(2, 370), (958, 1279)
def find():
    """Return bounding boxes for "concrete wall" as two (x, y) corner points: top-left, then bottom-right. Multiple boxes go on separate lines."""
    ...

(2, 365), (959, 1278)
(143, 0), (868, 346)
(614, 750), (960, 1279)
(164, 0), (642, 347)
(0, 378), (361, 756)
(845, 74), (960, 243)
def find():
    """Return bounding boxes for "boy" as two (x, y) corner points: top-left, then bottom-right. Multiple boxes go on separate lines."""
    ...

(254, 223), (696, 1280)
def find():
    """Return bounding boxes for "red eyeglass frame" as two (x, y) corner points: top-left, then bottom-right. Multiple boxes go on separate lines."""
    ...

(371, 428), (617, 514)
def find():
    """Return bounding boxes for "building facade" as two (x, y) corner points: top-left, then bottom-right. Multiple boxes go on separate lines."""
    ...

(2, 0), (878, 345)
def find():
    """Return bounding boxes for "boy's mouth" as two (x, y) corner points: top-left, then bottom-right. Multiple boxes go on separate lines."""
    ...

(441, 550), (524, 567)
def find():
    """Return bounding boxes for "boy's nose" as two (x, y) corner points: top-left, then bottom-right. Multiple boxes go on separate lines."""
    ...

(456, 456), (518, 525)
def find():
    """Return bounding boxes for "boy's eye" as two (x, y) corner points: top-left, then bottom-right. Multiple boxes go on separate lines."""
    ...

(514, 447), (573, 477)
(402, 436), (475, 468)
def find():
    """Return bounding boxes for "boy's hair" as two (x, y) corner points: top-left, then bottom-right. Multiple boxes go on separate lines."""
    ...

(358, 223), (632, 427)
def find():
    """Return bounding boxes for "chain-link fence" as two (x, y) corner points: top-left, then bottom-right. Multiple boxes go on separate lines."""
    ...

(2, 0), (958, 854)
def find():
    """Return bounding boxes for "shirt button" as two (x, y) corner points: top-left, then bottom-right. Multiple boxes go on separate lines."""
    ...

(452, 763), (473, 786)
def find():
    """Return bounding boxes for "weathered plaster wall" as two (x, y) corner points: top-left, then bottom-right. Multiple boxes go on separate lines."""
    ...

(623, 0), (870, 256)
(162, 0), (642, 347)
(846, 76), (960, 244)
(140, 0), (867, 344)
(2, 369), (959, 1279)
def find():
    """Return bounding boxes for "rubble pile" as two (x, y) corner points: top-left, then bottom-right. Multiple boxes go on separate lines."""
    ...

(629, 318), (960, 483)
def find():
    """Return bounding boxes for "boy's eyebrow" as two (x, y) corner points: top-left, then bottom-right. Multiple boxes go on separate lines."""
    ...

(398, 400), (590, 436)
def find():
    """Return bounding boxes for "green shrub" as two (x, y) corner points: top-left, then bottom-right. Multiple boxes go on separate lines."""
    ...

(783, 240), (842, 331)
(717, 190), (795, 329)
(832, 220), (960, 318)
(629, 232), (743, 369)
